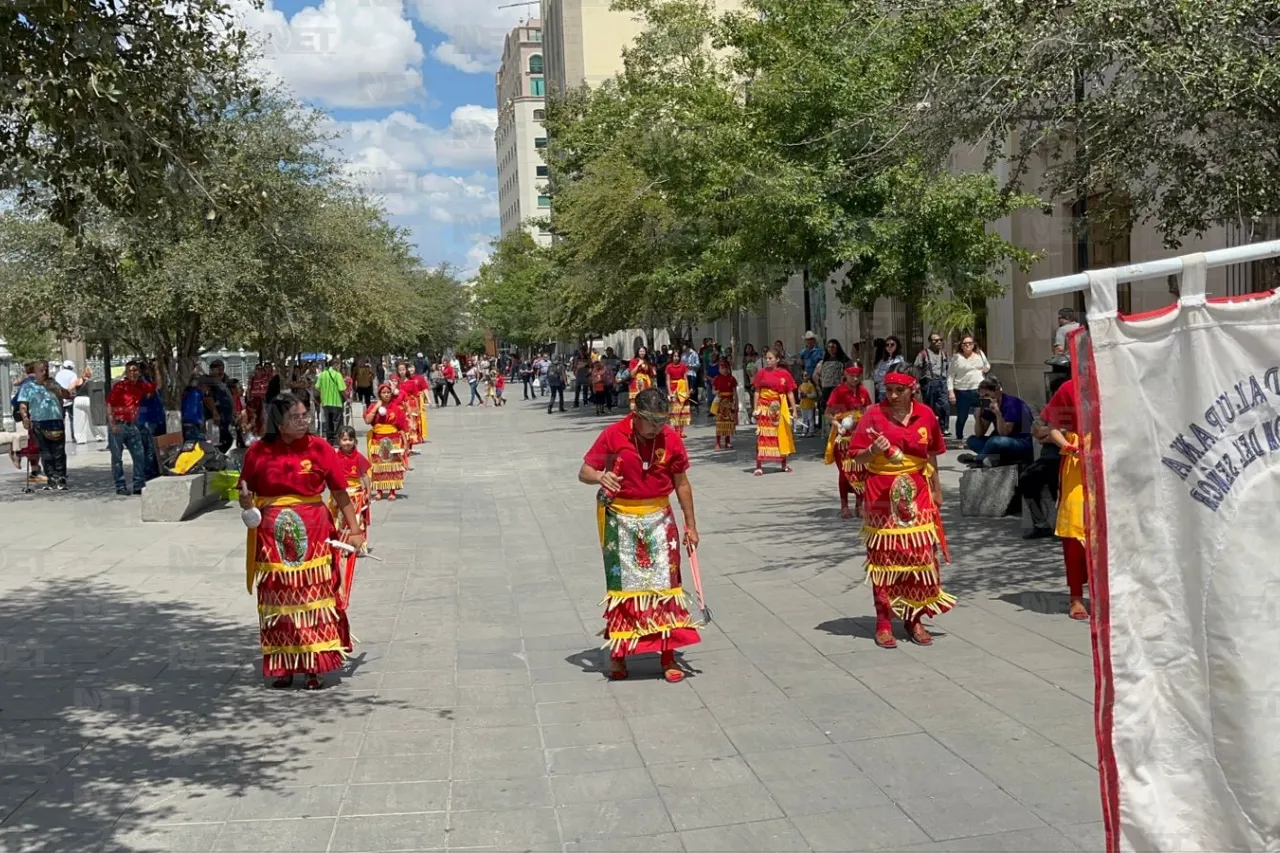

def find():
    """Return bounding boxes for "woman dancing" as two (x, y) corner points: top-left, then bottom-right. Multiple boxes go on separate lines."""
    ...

(823, 365), (872, 518)
(364, 383), (407, 501)
(578, 388), (701, 683)
(848, 372), (953, 648)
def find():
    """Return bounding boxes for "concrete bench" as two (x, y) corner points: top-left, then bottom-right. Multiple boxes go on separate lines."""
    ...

(958, 464), (1021, 518)
(141, 472), (222, 522)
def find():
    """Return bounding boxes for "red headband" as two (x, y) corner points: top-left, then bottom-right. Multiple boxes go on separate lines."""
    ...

(884, 372), (916, 387)
(844, 365), (863, 376)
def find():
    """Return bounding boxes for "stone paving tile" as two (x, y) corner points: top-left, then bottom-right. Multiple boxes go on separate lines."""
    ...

(0, 403), (1105, 851)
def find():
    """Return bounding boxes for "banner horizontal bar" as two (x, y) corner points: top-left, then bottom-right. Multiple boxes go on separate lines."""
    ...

(1028, 239), (1280, 299)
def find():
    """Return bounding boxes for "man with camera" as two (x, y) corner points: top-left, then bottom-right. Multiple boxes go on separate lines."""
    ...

(956, 376), (1034, 468)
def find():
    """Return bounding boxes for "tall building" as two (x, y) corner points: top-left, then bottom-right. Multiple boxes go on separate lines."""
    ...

(495, 20), (552, 247)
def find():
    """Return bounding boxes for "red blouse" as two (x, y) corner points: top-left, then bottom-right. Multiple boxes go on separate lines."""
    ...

(712, 373), (738, 394)
(827, 382), (871, 414)
(583, 414), (691, 500)
(849, 401), (945, 462)
(666, 362), (688, 383)
(629, 359), (655, 381)
(753, 367), (796, 395)
(400, 374), (429, 395)
(1041, 379), (1079, 434)
(240, 435), (348, 498)
(336, 448), (371, 483)
(369, 402), (408, 430)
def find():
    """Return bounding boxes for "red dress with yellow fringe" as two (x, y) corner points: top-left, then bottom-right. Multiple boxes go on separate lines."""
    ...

(584, 416), (700, 660)
(240, 436), (353, 678)
(367, 402), (407, 493)
(847, 401), (955, 622)
(330, 447), (371, 610)
(824, 381), (872, 509)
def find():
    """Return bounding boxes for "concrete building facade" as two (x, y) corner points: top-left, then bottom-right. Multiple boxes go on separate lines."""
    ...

(495, 20), (552, 247)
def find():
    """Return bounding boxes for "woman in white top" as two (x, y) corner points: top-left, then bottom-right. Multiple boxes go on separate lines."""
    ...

(946, 335), (990, 439)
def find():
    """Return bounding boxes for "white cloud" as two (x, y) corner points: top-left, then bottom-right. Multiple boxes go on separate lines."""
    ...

(332, 107), (498, 172)
(411, 0), (528, 74)
(463, 236), (494, 277)
(235, 0), (426, 108)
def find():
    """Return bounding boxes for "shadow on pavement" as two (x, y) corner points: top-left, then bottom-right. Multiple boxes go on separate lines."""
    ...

(0, 578), (404, 852)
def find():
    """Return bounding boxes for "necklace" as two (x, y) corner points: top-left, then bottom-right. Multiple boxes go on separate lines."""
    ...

(633, 435), (655, 471)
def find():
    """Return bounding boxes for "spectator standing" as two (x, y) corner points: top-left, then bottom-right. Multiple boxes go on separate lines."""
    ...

(799, 332), (823, 381)
(814, 339), (851, 429)
(106, 360), (154, 495)
(602, 348), (622, 409)
(181, 375), (207, 441)
(518, 356), (535, 400)
(353, 358), (375, 406)
(137, 362), (167, 478)
(316, 357), (348, 445)
(17, 360), (87, 490)
(680, 345), (701, 407)
(654, 345), (670, 393)
(871, 336), (905, 402)
(573, 348), (592, 408)
(1053, 308), (1081, 355)
(547, 358), (567, 413)
(946, 335), (990, 440)
(201, 359), (236, 452)
(913, 333), (950, 433)
(742, 343), (761, 421)
(430, 363), (446, 407)
(54, 359), (78, 443)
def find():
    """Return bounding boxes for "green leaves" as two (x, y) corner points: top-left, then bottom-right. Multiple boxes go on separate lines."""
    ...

(471, 231), (557, 348)
(543, 0), (1039, 335)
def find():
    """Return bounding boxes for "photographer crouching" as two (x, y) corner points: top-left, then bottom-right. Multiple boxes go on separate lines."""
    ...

(955, 376), (1033, 468)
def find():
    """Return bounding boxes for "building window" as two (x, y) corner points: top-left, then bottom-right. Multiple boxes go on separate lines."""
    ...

(534, 136), (547, 149)
(529, 54), (543, 74)
(538, 195), (551, 208)
(532, 30), (542, 41)
(536, 165), (548, 177)
(530, 77), (545, 97)
(1072, 193), (1132, 315)
(533, 109), (545, 121)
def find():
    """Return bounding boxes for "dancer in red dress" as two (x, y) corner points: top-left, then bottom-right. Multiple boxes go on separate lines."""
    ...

(665, 358), (691, 435)
(579, 388), (701, 682)
(627, 347), (656, 409)
(848, 372), (953, 648)
(752, 348), (798, 474)
(711, 361), (739, 449)
(239, 393), (365, 690)
(823, 365), (873, 518)
(364, 383), (408, 500)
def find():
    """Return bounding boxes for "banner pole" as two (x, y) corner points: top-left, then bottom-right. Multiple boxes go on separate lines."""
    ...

(1028, 239), (1280, 299)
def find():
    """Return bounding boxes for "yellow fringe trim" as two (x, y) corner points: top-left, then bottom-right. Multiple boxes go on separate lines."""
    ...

(861, 525), (939, 550)
(599, 588), (689, 611)
(262, 638), (346, 655)
(252, 561), (333, 590)
(864, 564), (940, 587)
(258, 597), (338, 617)
(264, 646), (350, 673)
(260, 605), (340, 630)
(889, 591), (957, 622)
(599, 618), (700, 652)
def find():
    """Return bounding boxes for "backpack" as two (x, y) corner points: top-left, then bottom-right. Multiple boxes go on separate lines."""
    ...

(169, 439), (229, 475)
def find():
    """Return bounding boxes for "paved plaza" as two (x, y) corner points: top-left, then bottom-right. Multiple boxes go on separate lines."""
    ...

(0, 399), (1104, 852)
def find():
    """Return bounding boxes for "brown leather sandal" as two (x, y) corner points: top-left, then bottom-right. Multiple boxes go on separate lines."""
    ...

(608, 660), (628, 680)
(875, 629), (897, 649)
(907, 622), (933, 646)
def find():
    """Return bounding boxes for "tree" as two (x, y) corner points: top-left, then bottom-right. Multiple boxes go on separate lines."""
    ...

(0, 316), (55, 364)
(543, 0), (1041, 342)
(470, 231), (557, 348)
(909, 0), (1280, 247)
(1, 0), (262, 233)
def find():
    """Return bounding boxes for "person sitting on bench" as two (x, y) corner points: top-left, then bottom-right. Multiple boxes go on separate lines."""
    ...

(957, 376), (1033, 468)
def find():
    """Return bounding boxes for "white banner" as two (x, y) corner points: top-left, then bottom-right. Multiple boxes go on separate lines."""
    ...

(1081, 255), (1280, 852)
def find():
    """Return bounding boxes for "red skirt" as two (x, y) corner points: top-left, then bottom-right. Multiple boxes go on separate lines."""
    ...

(249, 498), (350, 677)
(860, 469), (955, 621)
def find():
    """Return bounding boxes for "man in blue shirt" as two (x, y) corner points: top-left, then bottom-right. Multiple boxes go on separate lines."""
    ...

(960, 376), (1034, 467)
(18, 361), (86, 489)
(800, 331), (823, 378)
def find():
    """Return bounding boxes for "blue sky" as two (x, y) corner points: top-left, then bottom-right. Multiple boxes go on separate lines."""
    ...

(239, 0), (531, 276)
